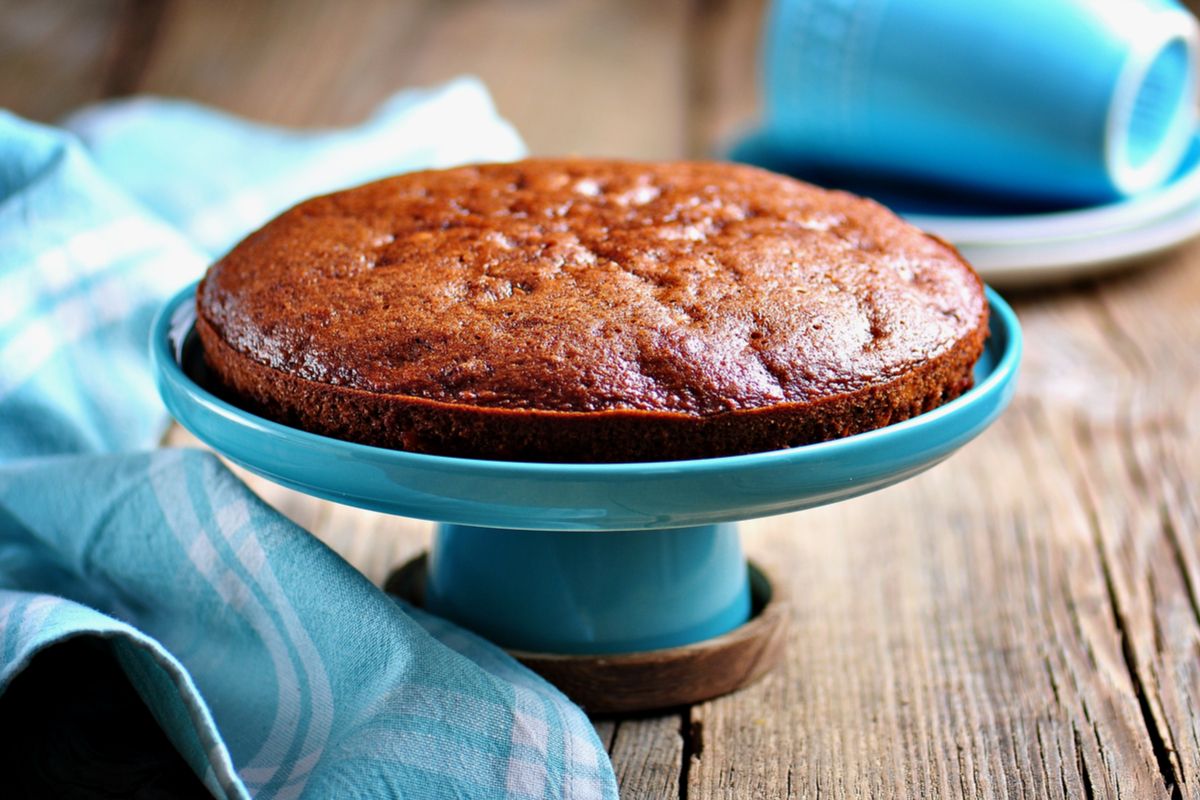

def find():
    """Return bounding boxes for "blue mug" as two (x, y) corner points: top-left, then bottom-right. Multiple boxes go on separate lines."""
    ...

(760, 0), (1199, 203)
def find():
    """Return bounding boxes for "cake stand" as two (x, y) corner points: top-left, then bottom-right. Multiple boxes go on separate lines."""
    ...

(152, 283), (1022, 712)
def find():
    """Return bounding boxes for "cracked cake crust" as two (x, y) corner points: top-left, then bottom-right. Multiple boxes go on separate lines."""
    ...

(197, 158), (988, 462)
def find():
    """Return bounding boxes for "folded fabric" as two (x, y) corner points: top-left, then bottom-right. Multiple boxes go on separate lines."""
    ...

(0, 80), (617, 799)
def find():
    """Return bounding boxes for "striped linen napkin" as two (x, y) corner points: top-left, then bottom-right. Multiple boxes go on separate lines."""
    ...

(0, 79), (617, 800)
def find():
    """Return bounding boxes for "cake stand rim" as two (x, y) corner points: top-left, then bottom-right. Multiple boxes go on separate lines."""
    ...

(152, 284), (1022, 527)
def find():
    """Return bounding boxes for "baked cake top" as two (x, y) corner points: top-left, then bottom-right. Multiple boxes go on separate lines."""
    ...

(198, 158), (986, 416)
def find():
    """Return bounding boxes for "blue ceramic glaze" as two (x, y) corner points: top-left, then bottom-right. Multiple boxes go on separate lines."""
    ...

(152, 282), (1021, 652)
(426, 523), (750, 653)
(733, 132), (1200, 218)
(760, 0), (1198, 203)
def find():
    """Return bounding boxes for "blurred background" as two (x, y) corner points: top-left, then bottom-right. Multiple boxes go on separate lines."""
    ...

(9, 0), (1200, 287)
(0, 0), (762, 160)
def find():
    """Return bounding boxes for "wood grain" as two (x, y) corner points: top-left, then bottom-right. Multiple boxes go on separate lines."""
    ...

(3, 1), (1199, 798)
(609, 714), (686, 798)
(692, 417), (1165, 798)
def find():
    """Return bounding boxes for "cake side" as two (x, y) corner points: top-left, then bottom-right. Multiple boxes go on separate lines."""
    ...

(195, 310), (984, 462)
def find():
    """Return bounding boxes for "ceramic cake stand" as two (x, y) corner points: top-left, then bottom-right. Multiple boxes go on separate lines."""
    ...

(153, 283), (1022, 712)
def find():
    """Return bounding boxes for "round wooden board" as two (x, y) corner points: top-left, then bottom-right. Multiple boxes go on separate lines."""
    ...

(385, 555), (789, 714)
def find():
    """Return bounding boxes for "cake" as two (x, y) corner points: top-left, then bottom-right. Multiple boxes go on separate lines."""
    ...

(196, 158), (988, 462)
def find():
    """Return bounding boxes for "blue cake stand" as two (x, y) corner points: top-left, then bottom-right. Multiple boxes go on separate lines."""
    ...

(153, 283), (1021, 704)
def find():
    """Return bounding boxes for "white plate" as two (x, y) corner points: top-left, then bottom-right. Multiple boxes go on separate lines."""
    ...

(952, 195), (1200, 287)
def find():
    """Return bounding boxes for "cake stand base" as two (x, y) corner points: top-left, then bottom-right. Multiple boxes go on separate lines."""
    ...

(386, 554), (789, 714)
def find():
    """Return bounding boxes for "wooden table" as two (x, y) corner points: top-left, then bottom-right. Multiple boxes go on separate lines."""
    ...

(4, 1), (1199, 797)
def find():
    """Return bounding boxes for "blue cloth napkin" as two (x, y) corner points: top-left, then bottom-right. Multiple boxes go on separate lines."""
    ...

(0, 79), (617, 799)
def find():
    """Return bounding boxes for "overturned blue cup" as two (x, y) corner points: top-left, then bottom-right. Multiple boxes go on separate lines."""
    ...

(760, 0), (1199, 203)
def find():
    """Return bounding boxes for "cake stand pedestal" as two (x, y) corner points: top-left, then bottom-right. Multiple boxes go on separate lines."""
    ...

(153, 283), (1021, 713)
(384, 553), (789, 713)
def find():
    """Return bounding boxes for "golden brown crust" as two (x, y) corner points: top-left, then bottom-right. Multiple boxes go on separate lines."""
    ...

(197, 158), (988, 462)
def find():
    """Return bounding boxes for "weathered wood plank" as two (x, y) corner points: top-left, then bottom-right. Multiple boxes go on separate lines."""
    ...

(594, 715), (689, 799)
(608, 715), (685, 799)
(690, 404), (1171, 798)
(1058, 250), (1200, 798)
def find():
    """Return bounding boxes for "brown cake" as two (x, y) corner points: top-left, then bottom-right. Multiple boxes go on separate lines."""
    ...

(196, 158), (988, 462)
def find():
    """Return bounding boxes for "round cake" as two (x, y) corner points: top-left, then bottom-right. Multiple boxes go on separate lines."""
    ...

(196, 158), (988, 462)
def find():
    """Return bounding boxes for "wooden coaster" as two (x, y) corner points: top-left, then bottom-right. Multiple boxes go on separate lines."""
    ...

(385, 554), (789, 714)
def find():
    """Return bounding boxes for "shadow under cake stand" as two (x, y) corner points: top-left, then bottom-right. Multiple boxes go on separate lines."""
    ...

(153, 284), (1022, 713)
